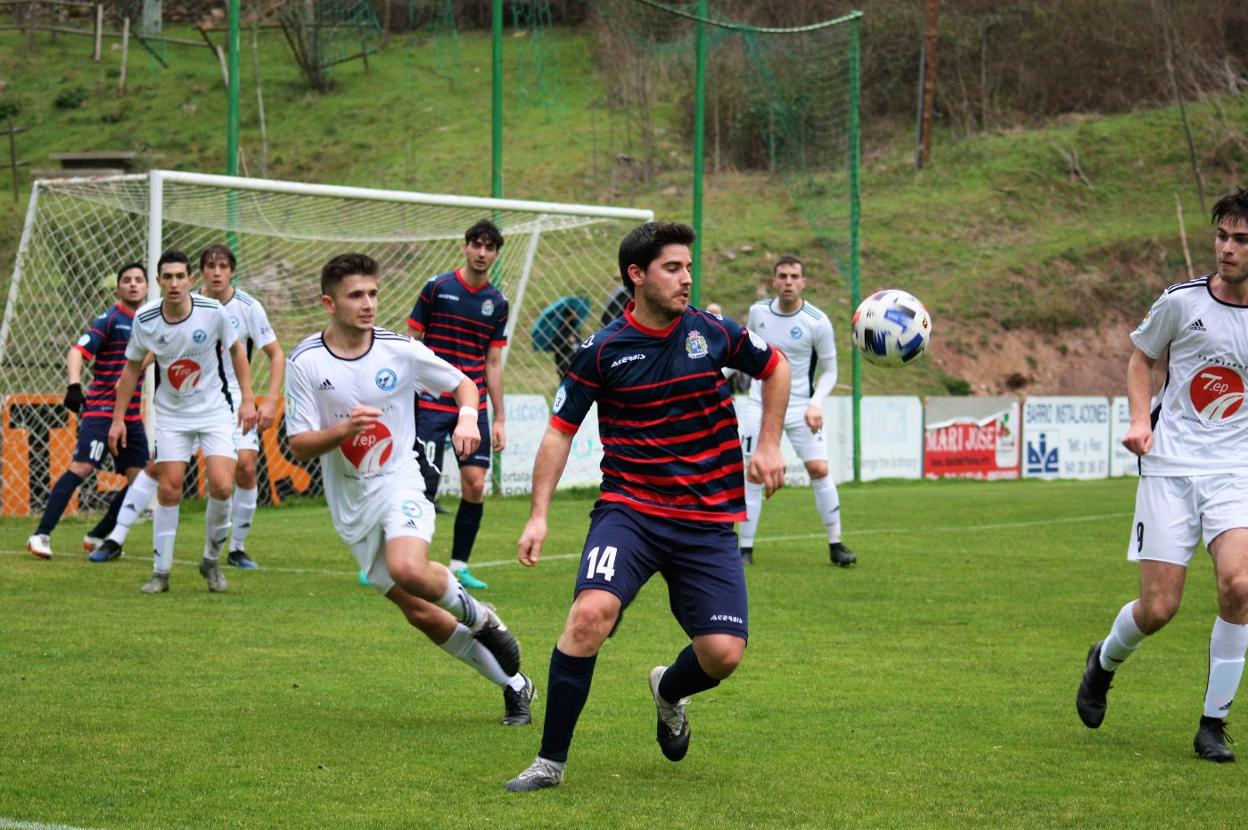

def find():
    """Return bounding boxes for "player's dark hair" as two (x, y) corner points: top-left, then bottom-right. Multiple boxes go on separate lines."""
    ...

(1211, 188), (1248, 227)
(465, 219), (504, 250)
(156, 250), (190, 273)
(773, 255), (803, 275)
(198, 243), (237, 271)
(617, 221), (696, 296)
(321, 252), (379, 296)
(116, 261), (147, 285)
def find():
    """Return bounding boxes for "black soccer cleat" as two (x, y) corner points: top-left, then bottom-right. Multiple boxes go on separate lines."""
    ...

(829, 542), (857, 567)
(89, 539), (124, 563)
(474, 604), (522, 678)
(649, 666), (691, 762)
(433, 501), (451, 516)
(1076, 641), (1114, 729)
(740, 547), (753, 566)
(227, 550), (259, 569)
(502, 673), (536, 726)
(1194, 716), (1236, 763)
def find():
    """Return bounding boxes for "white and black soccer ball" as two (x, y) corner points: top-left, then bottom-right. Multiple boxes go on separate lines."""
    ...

(851, 289), (932, 368)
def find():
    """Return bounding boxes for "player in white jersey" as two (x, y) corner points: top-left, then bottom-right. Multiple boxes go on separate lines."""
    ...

(108, 250), (259, 595)
(1077, 188), (1248, 762)
(285, 253), (533, 725)
(194, 244), (284, 570)
(737, 256), (857, 567)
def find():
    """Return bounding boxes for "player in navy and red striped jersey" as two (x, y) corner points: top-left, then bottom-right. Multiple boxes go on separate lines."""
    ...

(505, 221), (791, 792)
(407, 219), (509, 590)
(27, 262), (152, 560)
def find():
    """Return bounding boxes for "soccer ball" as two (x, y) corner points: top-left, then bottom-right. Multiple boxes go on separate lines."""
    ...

(851, 289), (932, 368)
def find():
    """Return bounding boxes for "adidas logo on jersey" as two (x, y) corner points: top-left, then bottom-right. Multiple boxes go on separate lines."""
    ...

(1190, 319), (1207, 332)
(319, 378), (335, 390)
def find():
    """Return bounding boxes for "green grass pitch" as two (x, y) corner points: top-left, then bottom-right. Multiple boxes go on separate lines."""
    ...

(0, 478), (1241, 828)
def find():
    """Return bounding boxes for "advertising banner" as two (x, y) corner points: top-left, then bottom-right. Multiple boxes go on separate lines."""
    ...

(923, 396), (1020, 479)
(1022, 396), (1110, 480)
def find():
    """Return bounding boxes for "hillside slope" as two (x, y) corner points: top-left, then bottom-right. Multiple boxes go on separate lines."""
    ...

(2, 25), (1244, 396)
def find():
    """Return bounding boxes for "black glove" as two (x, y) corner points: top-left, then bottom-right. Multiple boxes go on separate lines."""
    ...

(64, 383), (85, 414)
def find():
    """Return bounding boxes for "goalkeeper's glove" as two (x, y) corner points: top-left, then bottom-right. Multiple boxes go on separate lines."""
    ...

(64, 383), (85, 414)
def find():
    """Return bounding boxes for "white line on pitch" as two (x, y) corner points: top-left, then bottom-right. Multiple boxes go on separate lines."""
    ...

(0, 818), (106, 830)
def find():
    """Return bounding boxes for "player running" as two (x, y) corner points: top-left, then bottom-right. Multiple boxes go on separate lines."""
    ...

(407, 220), (509, 590)
(287, 253), (532, 725)
(737, 256), (856, 567)
(1076, 188), (1248, 762)
(505, 221), (789, 791)
(108, 250), (259, 594)
(27, 262), (152, 560)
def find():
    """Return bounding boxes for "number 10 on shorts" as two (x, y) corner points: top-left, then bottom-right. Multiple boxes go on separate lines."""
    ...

(585, 545), (617, 582)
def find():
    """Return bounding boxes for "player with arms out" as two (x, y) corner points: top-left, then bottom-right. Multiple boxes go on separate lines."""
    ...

(27, 262), (153, 560)
(505, 221), (789, 792)
(1077, 188), (1248, 762)
(407, 220), (509, 590)
(191, 244), (284, 570)
(108, 250), (258, 594)
(737, 255), (856, 567)
(286, 253), (533, 725)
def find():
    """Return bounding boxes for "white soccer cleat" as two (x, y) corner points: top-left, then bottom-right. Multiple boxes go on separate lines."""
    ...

(27, 534), (52, 560)
(82, 534), (104, 551)
(505, 756), (564, 792)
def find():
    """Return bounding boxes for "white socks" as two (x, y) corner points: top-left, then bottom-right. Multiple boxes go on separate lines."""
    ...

(108, 469), (158, 545)
(152, 503), (179, 575)
(1205, 616), (1248, 719)
(438, 624), (524, 688)
(435, 566), (486, 631)
(203, 497), (231, 561)
(811, 475), (841, 544)
(229, 486), (258, 551)
(738, 479), (764, 548)
(1100, 600), (1146, 670)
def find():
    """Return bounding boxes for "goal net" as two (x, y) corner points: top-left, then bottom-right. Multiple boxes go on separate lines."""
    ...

(1, 170), (652, 516)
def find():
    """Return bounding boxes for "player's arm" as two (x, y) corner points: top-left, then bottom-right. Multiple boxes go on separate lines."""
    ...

(288, 406), (383, 461)
(748, 354), (790, 497)
(450, 376), (482, 460)
(229, 340), (259, 432)
(485, 343), (506, 451)
(517, 425), (575, 567)
(257, 341), (285, 431)
(64, 346), (86, 413)
(1122, 347), (1157, 457)
(805, 319), (838, 432)
(107, 359), (144, 453)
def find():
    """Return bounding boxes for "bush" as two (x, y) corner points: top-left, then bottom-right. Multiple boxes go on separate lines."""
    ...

(54, 87), (87, 111)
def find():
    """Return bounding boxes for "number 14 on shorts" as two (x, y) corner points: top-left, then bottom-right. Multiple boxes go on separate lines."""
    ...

(585, 545), (617, 582)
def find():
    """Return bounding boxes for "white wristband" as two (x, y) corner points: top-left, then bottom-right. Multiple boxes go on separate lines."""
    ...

(459, 405), (477, 420)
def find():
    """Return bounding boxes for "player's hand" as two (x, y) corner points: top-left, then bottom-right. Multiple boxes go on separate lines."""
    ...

(64, 383), (85, 414)
(107, 419), (126, 454)
(1122, 421), (1154, 457)
(492, 419), (506, 453)
(256, 398), (278, 432)
(518, 516), (547, 567)
(747, 444), (786, 498)
(452, 413), (481, 459)
(342, 405), (383, 438)
(804, 404), (823, 433)
(238, 400), (259, 433)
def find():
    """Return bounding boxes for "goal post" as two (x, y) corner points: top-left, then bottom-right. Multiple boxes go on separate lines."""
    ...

(1, 170), (652, 516)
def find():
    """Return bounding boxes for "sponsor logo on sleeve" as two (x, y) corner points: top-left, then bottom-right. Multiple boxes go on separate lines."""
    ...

(553, 385), (567, 413)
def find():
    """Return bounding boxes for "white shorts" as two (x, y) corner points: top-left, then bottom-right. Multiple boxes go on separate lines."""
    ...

(155, 422), (237, 462)
(738, 398), (827, 463)
(1127, 474), (1248, 565)
(350, 491), (438, 595)
(234, 424), (260, 454)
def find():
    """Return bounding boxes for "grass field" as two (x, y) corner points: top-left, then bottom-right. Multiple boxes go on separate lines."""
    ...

(1, 477), (1242, 829)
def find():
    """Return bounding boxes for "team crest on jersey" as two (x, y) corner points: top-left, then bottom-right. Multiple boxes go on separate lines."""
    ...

(341, 422), (393, 474)
(790, 326), (803, 340)
(168, 359), (202, 392)
(400, 499), (423, 519)
(230, 316), (241, 329)
(685, 330), (709, 359)
(374, 368), (398, 391)
(553, 384), (567, 413)
(192, 329), (207, 344)
(1190, 365), (1245, 420)
(481, 299), (495, 316)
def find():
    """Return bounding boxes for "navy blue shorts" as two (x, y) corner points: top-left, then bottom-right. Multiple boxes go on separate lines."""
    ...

(416, 406), (491, 469)
(74, 416), (149, 471)
(573, 501), (748, 641)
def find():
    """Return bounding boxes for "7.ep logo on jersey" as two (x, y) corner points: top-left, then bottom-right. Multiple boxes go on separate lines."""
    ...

(341, 421), (394, 473)
(1190, 365), (1245, 420)
(167, 359), (202, 392)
